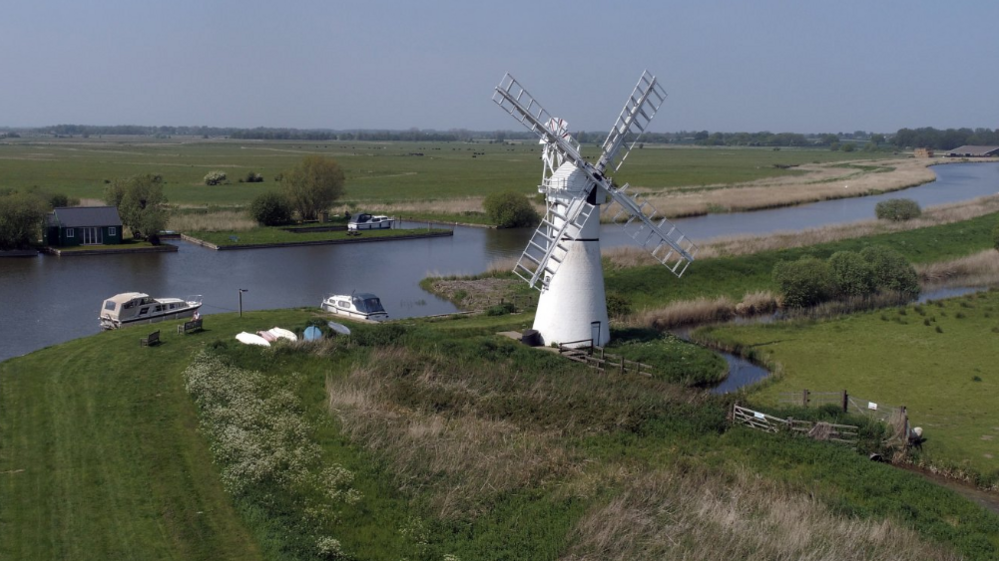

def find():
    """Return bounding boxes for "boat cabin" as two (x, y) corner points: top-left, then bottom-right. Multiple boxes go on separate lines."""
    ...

(100, 292), (202, 329)
(348, 213), (394, 231)
(321, 292), (389, 321)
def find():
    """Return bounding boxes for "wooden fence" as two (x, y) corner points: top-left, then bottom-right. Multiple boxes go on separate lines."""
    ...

(558, 342), (655, 377)
(731, 404), (860, 445)
(779, 389), (908, 426)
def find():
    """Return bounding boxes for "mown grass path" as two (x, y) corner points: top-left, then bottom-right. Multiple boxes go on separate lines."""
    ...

(0, 309), (314, 560)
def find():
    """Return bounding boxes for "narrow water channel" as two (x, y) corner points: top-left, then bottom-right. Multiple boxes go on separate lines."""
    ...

(1, 162), (996, 362)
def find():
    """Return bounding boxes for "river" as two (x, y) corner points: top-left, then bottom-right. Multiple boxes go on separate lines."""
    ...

(1, 162), (996, 362)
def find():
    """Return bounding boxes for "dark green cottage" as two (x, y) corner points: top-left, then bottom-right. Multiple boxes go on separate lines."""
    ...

(45, 206), (123, 247)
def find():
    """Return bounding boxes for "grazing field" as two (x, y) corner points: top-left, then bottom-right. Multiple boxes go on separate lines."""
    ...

(697, 289), (999, 480)
(0, 137), (889, 208)
(3, 309), (998, 560)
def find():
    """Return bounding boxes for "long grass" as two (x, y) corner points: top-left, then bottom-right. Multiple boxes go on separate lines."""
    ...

(563, 467), (960, 561)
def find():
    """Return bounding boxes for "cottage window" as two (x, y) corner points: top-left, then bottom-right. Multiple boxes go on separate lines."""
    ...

(109, 227), (116, 236)
(66, 228), (75, 238)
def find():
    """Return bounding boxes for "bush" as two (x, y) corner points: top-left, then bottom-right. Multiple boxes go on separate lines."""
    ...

(860, 245), (920, 297)
(249, 191), (294, 226)
(992, 222), (999, 252)
(828, 250), (875, 297)
(244, 171), (264, 183)
(486, 302), (516, 316)
(773, 257), (835, 308)
(204, 170), (227, 186)
(875, 198), (921, 221)
(483, 191), (540, 228)
(606, 293), (632, 317)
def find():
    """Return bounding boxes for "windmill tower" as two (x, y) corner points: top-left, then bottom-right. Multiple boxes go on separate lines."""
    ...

(493, 71), (697, 348)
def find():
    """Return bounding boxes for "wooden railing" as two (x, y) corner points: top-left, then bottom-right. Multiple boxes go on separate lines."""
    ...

(731, 404), (859, 445)
(558, 342), (655, 377)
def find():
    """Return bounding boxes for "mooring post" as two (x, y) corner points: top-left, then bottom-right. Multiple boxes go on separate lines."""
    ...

(802, 389), (810, 407)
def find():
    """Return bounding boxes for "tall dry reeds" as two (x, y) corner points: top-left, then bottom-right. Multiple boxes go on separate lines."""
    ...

(167, 210), (257, 232)
(621, 291), (778, 331)
(916, 249), (999, 287)
(561, 467), (960, 561)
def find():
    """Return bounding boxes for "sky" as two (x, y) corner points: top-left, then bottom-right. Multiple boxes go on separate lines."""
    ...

(1, 0), (997, 133)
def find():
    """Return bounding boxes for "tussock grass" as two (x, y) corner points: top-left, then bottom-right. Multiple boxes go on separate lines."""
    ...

(563, 467), (960, 561)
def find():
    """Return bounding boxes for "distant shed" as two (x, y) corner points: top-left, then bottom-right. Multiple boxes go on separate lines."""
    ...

(46, 206), (123, 247)
(914, 147), (934, 158)
(947, 145), (999, 157)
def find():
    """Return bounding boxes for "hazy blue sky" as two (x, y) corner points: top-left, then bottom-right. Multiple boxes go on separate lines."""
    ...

(2, 0), (996, 133)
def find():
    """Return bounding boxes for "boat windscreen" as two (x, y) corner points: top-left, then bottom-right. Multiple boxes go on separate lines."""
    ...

(103, 301), (117, 311)
(354, 297), (385, 314)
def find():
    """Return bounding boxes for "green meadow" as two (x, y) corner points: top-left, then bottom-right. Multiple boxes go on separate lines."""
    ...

(698, 290), (999, 478)
(2, 310), (997, 560)
(0, 138), (886, 206)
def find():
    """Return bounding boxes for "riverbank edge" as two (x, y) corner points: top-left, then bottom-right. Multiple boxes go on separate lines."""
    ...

(40, 244), (179, 256)
(180, 229), (454, 250)
(658, 157), (999, 220)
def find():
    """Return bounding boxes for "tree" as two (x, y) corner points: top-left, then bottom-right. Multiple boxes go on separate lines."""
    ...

(860, 245), (919, 297)
(828, 251), (875, 297)
(105, 174), (168, 243)
(875, 199), (921, 221)
(773, 257), (835, 308)
(204, 171), (227, 186)
(282, 156), (345, 221)
(482, 191), (540, 228)
(249, 191), (293, 226)
(0, 192), (47, 250)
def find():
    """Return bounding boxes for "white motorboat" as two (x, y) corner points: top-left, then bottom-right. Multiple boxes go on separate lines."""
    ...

(100, 292), (202, 330)
(320, 292), (389, 321)
(347, 213), (394, 231)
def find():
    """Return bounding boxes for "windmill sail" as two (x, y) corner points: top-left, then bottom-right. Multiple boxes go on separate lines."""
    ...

(514, 197), (596, 290)
(603, 183), (697, 277)
(596, 71), (668, 173)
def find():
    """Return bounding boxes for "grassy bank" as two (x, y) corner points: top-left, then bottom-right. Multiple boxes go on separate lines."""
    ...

(4, 309), (997, 559)
(697, 289), (999, 480)
(185, 226), (451, 248)
(604, 209), (999, 311)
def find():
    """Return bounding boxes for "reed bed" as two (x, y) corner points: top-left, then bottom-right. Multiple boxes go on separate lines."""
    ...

(916, 249), (999, 286)
(603, 194), (999, 265)
(562, 467), (959, 561)
(604, 158), (938, 219)
(167, 209), (257, 232)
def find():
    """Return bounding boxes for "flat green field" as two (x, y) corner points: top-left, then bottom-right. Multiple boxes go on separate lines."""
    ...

(699, 290), (999, 477)
(0, 137), (887, 206)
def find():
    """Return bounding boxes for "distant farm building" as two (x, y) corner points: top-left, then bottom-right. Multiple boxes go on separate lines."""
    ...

(914, 147), (934, 158)
(45, 206), (123, 247)
(947, 145), (999, 157)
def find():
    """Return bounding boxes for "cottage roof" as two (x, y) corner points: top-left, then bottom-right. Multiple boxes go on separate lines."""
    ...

(48, 206), (123, 228)
(947, 145), (999, 157)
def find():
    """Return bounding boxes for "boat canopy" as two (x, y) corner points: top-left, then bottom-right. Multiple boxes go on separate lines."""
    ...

(352, 293), (385, 314)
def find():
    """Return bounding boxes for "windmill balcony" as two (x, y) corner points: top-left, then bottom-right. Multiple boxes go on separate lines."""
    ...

(539, 177), (571, 195)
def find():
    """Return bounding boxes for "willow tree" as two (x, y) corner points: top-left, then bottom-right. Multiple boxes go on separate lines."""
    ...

(282, 156), (345, 221)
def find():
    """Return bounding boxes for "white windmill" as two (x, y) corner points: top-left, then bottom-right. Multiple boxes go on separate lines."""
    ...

(493, 71), (697, 348)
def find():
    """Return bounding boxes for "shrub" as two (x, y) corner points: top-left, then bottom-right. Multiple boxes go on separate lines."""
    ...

(244, 171), (264, 183)
(483, 191), (540, 228)
(606, 293), (632, 318)
(992, 222), (999, 252)
(828, 250), (875, 297)
(249, 191), (294, 226)
(860, 245), (920, 297)
(204, 170), (227, 186)
(875, 198), (921, 221)
(773, 257), (835, 308)
(486, 302), (516, 316)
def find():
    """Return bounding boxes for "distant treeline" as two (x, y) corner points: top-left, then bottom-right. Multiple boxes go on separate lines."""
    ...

(890, 127), (999, 150)
(15, 124), (999, 151)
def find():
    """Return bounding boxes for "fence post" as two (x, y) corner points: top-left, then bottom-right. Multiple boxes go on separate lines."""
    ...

(802, 389), (810, 407)
(842, 390), (849, 413)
